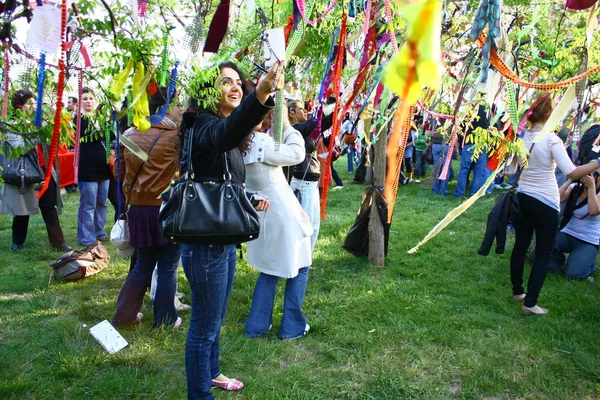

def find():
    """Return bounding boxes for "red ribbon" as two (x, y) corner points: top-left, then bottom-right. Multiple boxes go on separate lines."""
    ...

(321, 14), (347, 220)
(38, 0), (68, 198)
(204, 0), (231, 53)
(2, 42), (9, 119)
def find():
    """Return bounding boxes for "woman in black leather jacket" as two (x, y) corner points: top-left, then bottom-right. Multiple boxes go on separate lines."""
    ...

(180, 61), (281, 400)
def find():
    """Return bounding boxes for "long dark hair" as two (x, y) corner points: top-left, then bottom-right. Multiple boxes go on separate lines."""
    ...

(182, 61), (254, 154)
(11, 89), (34, 109)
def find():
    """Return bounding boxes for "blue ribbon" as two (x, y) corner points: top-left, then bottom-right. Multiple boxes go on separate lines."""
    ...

(34, 53), (46, 127)
(148, 61), (179, 126)
(318, 27), (339, 102)
(113, 110), (123, 216)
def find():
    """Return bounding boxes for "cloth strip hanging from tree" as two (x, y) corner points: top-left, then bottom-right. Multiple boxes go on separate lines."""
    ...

(38, 0), (68, 198)
(417, 100), (455, 120)
(2, 41), (8, 119)
(159, 28), (171, 86)
(320, 13), (347, 221)
(110, 58), (152, 132)
(149, 62), (179, 126)
(204, 0), (231, 53)
(74, 70), (83, 183)
(34, 53), (45, 127)
(296, 0), (338, 25)
(476, 32), (600, 89)
(271, 0), (316, 146)
(362, 0), (372, 34)
(387, 105), (415, 220)
(382, 0), (442, 221)
(342, 21), (377, 117)
(469, 0), (502, 83)
(383, 0), (399, 53)
(408, 161), (505, 253)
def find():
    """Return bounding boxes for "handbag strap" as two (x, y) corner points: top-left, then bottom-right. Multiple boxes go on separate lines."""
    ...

(184, 127), (233, 182)
(511, 143), (535, 190)
(124, 129), (167, 209)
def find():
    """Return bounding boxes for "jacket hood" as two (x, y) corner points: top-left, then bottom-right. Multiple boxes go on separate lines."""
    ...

(153, 115), (180, 131)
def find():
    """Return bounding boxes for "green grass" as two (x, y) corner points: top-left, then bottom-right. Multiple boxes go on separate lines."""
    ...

(1, 158), (599, 399)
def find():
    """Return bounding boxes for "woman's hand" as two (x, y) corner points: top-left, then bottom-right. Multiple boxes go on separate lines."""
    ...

(256, 61), (284, 105)
(254, 199), (270, 211)
(583, 174), (595, 189)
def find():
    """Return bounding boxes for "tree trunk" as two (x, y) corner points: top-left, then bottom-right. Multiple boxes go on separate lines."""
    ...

(368, 131), (387, 266)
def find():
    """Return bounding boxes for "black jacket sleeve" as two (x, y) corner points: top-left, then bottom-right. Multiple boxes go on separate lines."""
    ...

(194, 91), (274, 153)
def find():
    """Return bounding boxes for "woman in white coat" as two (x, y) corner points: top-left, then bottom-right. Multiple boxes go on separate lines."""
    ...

(244, 109), (314, 340)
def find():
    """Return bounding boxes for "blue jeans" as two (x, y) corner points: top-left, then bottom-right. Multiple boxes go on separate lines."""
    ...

(413, 149), (428, 178)
(112, 243), (180, 327)
(182, 244), (236, 400)
(77, 180), (109, 246)
(347, 145), (356, 173)
(432, 144), (453, 195)
(290, 179), (320, 253)
(549, 232), (598, 279)
(245, 267), (309, 339)
(454, 144), (491, 197)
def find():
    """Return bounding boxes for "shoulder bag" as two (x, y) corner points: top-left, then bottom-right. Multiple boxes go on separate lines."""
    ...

(0, 141), (44, 189)
(111, 129), (167, 256)
(158, 129), (260, 245)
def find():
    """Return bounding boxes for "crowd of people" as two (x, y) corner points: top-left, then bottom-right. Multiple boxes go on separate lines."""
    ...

(1, 60), (599, 399)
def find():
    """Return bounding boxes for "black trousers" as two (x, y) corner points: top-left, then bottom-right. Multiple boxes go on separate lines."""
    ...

(12, 176), (66, 247)
(331, 162), (343, 187)
(510, 193), (559, 308)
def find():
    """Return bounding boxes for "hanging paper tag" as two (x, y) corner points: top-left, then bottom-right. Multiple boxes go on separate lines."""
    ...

(263, 28), (286, 66)
(25, 6), (63, 55)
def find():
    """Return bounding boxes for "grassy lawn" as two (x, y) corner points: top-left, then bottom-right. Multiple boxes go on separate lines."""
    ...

(1, 158), (599, 399)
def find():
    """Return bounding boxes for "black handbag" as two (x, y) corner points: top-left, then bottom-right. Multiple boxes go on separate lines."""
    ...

(0, 141), (45, 188)
(158, 130), (260, 245)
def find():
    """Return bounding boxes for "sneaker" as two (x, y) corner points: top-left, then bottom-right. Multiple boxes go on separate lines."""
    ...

(522, 305), (548, 315)
(175, 297), (191, 312)
(175, 291), (184, 299)
(173, 317), (183, 329)
(506, 224), (515, 234)
(501, 183), (512, 189)
(494, 184), (503, 190)
(282, 324), (310, 340)
(587, 276), (595, 282)
(135, 312), (143, 323)
(11, 243), (23, 251)
(332, 186), (344, 190)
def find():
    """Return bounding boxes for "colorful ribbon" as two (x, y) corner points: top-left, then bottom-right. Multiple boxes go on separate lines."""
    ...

(321, 13), (347, 220)
(2, 42), (8, 119)
(296, 0), (338, 25)
(38, 0), (68, 198)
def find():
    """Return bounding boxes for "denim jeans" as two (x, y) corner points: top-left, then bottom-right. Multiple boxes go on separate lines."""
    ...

(245, 267), (309, 339)
(510, 193), (559, 308)
(549, 232), (598, 279)
(112, 243), (180, 327)
(182, 244), (237, 400)
(331, 162), (343, 187)
(432, 144), (453, 195)
(347, 145), (356, 173)
(454, 144), (491, 197)
(77, 180), (109, 246)
(413, 149), (428, 178)
(290, 179), (320, 253)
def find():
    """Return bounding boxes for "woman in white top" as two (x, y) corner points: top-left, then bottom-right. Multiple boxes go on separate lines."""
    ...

(510, 93), (600, 315)
(243, 110), (314, 340)
(549, 168), (600, 279)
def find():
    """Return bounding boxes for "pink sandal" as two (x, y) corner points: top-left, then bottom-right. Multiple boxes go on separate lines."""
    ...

(211, 378), (244, 391)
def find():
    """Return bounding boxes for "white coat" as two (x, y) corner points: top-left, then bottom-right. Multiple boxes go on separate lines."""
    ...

(243, 127), (313, 278)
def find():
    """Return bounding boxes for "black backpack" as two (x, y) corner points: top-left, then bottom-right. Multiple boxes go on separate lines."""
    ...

(578, 124), (600, 164)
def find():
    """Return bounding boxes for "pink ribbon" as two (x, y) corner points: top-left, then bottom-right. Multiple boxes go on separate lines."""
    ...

(517, 93), (550, 136)
(296, 0), (337, 25)
(418, 101), (456, 120)
(439, 122), (458, 180)
(2, 43), (9, 119)
(384, 0), (399, 53)
(362, 0), (372, 34)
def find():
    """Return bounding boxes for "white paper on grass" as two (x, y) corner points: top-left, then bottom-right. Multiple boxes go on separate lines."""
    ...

(89, 320), (128, 354)
(263, 28), (286, 67)
(25, 6), (62, 55)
